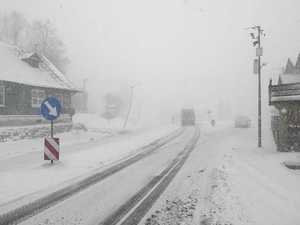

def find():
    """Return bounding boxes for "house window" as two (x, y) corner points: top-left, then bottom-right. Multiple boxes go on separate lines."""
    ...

(31, 89), (45, 107)
(0, 86), (5, 106)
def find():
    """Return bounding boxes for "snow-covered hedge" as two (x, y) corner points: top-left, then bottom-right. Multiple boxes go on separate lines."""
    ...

(0, 123), (74, 142)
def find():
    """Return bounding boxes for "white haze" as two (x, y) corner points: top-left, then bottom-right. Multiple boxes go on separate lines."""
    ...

(2, 0), (300, 125)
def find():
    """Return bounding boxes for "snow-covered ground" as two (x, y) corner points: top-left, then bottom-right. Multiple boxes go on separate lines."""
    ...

(16, 128), (195, 225)
(0, 113), (140, 160)
(73, 113), (126, 131)
(141, 121), (300, 225)
(0, 113), (177, 209)
(3, 118), (300, 225)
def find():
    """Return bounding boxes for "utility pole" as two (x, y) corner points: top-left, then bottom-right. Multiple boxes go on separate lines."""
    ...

(82, 78), (88, 112)
(249, 25), (264, 147)
(123, 85), (135, 129)
(257, 26), (262, 148)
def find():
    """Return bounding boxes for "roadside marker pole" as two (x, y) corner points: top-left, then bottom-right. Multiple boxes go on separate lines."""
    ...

(44, 137), (60, 162)
(41, 97), (62, 165)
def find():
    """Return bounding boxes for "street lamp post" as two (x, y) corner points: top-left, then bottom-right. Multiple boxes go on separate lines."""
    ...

(249, 25), (265, 148)
(257, 26), (262, 148)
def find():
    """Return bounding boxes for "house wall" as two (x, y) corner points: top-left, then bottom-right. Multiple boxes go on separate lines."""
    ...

(0, 80), (75, 126)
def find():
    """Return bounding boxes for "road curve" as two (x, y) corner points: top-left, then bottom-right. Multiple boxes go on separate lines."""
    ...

(100, 126), (200, 225)
(0, 128), (184, 225)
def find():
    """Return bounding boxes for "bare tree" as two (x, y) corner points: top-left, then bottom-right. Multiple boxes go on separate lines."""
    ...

(26, 20), (69, 73)
(0, 11), (27, 45)
(10, 11), (27, 45)
(0, 12), (69, 73)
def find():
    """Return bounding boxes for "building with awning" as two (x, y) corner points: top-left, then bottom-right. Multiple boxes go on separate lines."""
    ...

(269, 54), (300, 151)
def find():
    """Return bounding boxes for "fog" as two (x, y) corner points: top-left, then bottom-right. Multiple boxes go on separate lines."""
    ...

(2, 0), (300, 125)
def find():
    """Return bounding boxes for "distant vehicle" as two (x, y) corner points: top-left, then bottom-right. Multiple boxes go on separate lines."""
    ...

(211, 119), (216, 127)
(181, 109), (196, 126)
(234, 115), (251, 128)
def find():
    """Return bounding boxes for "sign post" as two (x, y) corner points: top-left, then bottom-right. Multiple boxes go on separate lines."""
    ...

(51, 121), (54, 138)
(40, 97), (62, 164)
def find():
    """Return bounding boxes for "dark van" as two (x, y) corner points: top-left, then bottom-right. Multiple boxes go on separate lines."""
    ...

(181, 109), (196, 126)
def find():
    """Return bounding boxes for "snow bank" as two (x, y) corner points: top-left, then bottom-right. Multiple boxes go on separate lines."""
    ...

(0, 123), (72, 142)
(196, 126), (300, 225)
(73, 113), (124, 132)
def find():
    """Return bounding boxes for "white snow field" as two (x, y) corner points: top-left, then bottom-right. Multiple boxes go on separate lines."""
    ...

(0, 113), (177, 209)
(140, 122), (300, 225)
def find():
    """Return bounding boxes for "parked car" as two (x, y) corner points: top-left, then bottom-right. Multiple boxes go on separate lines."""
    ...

(234, 116), (251, 128)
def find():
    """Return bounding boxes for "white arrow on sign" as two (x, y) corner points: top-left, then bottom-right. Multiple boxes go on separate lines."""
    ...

(44, 101), (58, 117)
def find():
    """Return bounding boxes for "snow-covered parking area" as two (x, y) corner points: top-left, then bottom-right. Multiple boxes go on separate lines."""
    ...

(141, 122), (300, 225)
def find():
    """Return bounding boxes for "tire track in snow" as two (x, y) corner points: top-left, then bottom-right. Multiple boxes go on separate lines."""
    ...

(0, 128), (184, 225)
(100, 126), (200, 225)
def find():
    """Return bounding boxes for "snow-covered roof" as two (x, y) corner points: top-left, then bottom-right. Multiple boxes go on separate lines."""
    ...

(278, 73), (300, 84)
(0, 42), (78, 91)
(19, 52), (35, 59)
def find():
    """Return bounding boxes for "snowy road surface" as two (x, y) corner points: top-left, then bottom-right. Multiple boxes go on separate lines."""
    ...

(0, 125), (177, 206)
(13, 128), (196, 225)
(140, 122), (300, 225)
(1, 122), (300, 225)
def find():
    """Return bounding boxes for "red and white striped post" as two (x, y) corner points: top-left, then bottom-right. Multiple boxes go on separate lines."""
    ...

(44, 137), (59, 162)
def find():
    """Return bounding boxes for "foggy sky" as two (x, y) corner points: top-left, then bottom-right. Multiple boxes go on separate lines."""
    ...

(2, 0), (300, 123)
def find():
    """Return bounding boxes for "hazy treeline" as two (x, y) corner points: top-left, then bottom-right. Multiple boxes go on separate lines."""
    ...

(0, 11), (69, 73)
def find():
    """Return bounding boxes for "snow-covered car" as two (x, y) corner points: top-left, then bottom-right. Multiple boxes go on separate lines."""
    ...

(234, 116), (251, 128)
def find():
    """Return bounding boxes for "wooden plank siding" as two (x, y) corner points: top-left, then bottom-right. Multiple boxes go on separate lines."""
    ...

(0, 80), (75, 116)
(269, 81), (300, 151)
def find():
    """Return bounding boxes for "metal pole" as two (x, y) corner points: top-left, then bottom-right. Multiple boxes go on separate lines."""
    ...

(51, 120), (53, 164)
(123, 86), (134, 129)
(51, 120), (54, 138)
(257, 26), (262, 147)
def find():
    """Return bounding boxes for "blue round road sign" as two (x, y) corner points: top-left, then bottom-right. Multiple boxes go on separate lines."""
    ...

(40, 97), (62, 121)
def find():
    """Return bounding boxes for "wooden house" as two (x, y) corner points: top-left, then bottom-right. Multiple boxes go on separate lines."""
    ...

(0, 42), (78, 126)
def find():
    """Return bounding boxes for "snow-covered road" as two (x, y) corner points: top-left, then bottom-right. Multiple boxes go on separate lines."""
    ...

(2, 122), (300, 225)
(0, 125), (177, 207)
(15, 128), (196, 225)
(140, 122), (300, 225)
